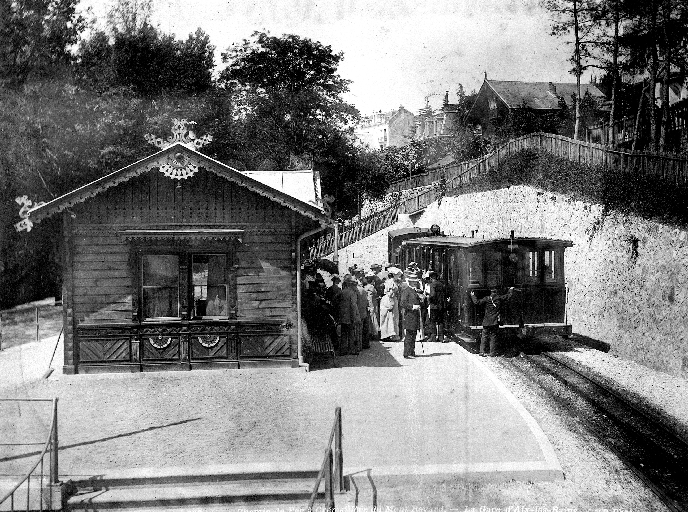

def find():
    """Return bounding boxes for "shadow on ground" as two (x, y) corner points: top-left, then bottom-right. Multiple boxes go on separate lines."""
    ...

(452, 329), (612, 358)
(308, 340), (403, 371)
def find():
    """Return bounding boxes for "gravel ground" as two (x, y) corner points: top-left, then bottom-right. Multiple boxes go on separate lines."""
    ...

(0, 335), (676, 511)
(386, 353), (670, 512)
(548, 341), (688, 443)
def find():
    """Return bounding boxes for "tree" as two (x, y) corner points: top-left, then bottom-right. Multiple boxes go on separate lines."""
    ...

(0, 0), (85, 84)
(76, 25), (215, 95)
(219, 31), (358, 168)
(545, 0), (598, 140)
(621, 0), (688, 152)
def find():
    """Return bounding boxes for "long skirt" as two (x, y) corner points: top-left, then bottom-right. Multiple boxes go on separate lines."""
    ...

(352, 321), (363, 354)
(339, 323), (355, 355)
(368, 305), (379, 338)
(379, 295), (399, 340)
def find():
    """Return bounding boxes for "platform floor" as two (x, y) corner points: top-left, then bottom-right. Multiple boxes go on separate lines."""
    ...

(0, 338), (562, 487)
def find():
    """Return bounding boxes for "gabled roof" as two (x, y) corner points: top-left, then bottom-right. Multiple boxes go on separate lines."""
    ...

(486, 80), (606, 110)
(25, 143), (330, 227)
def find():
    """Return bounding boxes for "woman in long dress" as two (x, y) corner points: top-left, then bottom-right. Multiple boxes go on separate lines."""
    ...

(364, 273), (380, 340)
(379, 277), (399, 341)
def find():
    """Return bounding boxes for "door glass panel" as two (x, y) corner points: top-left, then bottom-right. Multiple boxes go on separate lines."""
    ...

(485, 250), (501, 288)
(468, 252), (482, 286)
(544, 250), (556, 281)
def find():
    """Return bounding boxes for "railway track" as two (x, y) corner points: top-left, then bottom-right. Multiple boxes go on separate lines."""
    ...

(495, 350), (688, 512)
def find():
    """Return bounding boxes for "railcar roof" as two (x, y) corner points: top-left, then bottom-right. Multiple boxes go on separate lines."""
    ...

(401, 236), (574, 248)
(388, 227), (432, 237)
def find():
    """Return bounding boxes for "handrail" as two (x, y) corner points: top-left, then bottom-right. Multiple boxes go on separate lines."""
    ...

(0, 398), (59, 511)
(306, 407), (342, 510)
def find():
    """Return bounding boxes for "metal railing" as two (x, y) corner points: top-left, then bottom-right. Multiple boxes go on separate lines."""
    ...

(306, 407), (343, 511)
(0, 398), (59, 511)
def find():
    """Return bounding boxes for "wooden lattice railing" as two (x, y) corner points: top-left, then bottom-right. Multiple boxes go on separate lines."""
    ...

(388, 132), (688, 194)
(308, 206), (399, 259)
(309, 132), (688, 256)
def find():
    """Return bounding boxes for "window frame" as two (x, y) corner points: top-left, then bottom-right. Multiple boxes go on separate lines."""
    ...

(134, 245), (237, 323)
(141, 253), (182, 321)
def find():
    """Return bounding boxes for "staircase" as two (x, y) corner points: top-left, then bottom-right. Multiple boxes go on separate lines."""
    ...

(66, 464), (326, 511)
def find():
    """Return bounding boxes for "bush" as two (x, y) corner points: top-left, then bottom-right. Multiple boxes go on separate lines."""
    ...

(451, 148), (688, 228)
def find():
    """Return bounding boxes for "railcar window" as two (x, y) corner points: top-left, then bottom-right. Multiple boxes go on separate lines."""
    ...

(468, 252), (482, 285)
(527, 251), (539, 281)
(544, 250), (556, 281)
(485, 251), (501, 288)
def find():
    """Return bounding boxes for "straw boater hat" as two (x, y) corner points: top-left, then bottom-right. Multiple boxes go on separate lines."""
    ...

(404, 267), (422, 289)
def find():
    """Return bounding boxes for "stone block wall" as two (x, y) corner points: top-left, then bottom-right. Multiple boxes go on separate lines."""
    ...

(344, 185), (688, 378)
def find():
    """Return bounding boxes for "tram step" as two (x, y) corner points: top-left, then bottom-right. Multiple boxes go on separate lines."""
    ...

(66, 478), (325, 510)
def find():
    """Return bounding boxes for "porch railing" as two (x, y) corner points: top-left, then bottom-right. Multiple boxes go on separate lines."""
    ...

(306, 407), (343, 511)
(0, 398), (59, 511)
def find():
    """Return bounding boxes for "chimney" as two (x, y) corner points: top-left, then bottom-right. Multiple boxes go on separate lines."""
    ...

(444, 91), (449, 106)
(548, 82), (557, 94)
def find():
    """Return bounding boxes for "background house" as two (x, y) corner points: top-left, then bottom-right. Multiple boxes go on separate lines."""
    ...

(354, 106), (416, 149)
(468, 75), (608, 137)
(414, 91), (461, 140)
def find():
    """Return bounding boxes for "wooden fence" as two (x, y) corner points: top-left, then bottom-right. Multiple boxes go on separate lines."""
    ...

(309, 132), (688, 257)
(388, 132), (688, 194)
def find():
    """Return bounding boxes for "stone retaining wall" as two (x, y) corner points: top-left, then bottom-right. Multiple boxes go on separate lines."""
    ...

(340, 185), (688, 378)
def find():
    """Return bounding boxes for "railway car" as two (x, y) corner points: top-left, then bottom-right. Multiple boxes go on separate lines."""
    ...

(397, 233), (573, 338)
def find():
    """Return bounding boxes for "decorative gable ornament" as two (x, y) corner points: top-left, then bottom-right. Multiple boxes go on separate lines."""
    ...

(15, 196), (45, 232)
(144, 119), (212, 180)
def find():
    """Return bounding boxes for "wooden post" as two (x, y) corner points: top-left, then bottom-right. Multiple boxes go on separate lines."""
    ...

(0, 312), (3, 351)
(334, 406), (343, 492)
(324, 448), (334, 510)
(35, 307), (39, 343)
(51, 398), (59, 484)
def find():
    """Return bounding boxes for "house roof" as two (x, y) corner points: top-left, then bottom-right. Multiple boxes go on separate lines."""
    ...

(487, 80), (606, 110)
(24, 143), (330, 227)
(243, 169), (322, 206)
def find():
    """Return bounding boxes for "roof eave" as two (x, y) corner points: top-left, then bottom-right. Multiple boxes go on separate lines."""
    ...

(26, 143), (330, 227)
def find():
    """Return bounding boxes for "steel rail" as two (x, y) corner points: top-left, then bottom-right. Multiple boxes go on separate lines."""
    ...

(521, 353), (688, 512)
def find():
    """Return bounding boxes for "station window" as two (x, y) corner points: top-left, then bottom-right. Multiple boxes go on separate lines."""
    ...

(142, 255), (180, 319)
(192, 254), (230, 318)
(141, 252), (235, 321)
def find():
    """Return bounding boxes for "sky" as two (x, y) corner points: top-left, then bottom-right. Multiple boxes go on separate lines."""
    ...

(78, 0), (581, 115)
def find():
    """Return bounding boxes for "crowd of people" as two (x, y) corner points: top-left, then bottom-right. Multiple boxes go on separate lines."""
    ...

(301, 261), (448, 360)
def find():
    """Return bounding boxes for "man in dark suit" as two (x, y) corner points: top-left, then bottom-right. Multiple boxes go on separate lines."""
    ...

(399, 270), (422, 359)
(470, 287), (513, 356)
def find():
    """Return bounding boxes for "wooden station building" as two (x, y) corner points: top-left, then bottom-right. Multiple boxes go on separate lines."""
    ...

(17, 121), (330, 374)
